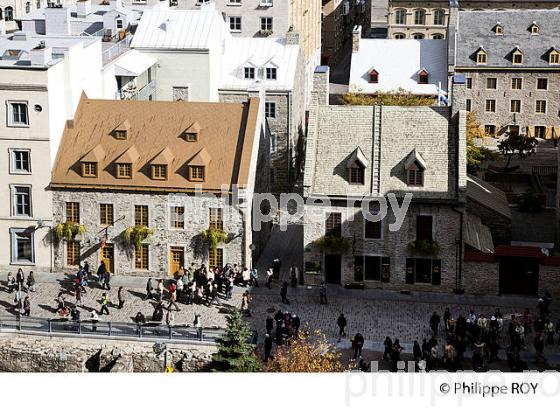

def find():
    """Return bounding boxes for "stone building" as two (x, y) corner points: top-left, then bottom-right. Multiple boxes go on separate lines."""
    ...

(303, 75), (468, 292)
(49, 96), (269, 276)
(321, 0), (371, 66)
(378, 0), (560, 40)
(448, 8), (560, 139)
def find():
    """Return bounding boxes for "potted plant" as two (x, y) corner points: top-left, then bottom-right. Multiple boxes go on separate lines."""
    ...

(54, 222), (87, 242)
(199, 227), (229, 250)
(316, 235), (350, 254)
(123, 225), (154, 248)
(407, 239), (440, 257)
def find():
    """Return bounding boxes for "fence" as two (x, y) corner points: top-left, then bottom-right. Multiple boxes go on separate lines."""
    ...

(102, 33), (133, 65)
(0, 315), (224, 345)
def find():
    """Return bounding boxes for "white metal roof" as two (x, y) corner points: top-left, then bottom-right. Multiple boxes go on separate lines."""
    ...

(220, 37), (300, 91)
(130, 9), (228, 49)
(349, 39), (447, 95)
(113, 49), (157, 76)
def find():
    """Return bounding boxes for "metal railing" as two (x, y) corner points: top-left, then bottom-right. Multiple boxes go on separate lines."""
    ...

(102, 33), (133, 65)
(118, 80), (157, 101)
(0, 315), (224, 345)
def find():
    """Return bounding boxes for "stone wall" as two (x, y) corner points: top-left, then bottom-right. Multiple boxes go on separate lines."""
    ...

(466, 200), (512, 246)
(51, 190), (247, 275)
(452, 70), (560, 137)
(539, 264), (560, 299)
(0, 334), (215, 372)
(462, 260), (500, 295)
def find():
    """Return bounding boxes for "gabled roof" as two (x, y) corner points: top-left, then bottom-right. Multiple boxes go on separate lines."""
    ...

(405, 149), (427, 170)
(151, 147), (174, 165)
(349, 39), (447, 95)
(114, 145), (139, 164)
(51, 96), (261, 192)
(183, 122), (201, 135)
(346, 147), (369, 168)
(466, 174), (512, 219)
(455, 10), (560, 68)
(81, 144), (105, 162)
(114, 119), (130, 132)
(188, 148), (212, 167)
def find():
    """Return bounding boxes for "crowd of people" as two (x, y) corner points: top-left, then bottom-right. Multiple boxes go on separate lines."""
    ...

(263, 309), (302, 362)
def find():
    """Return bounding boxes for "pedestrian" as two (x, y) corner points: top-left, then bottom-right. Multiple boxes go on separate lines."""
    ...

(194, 313), (202, 339)
(16, 268), (25, 291)
(23, 296), (31, 316)
(280, 281), (290, 304)
(104, 270), (111, 290)
(99, 292), (110, 315)
(26, 271), (36, 292)
(264, 333), (273, 362)
(272, 257), (281, 279)
(7, 272), (16, 293)
(337, 313), (347, 341)
(545, 319), (555, 345)
(413, 340), (422, 361)
(290, 265), (298, 288)
(292, 314), (301, 338)
(71, 307), (80, 321)
(157, 279), (164, 301)
(319, 282), (328, 305)
(117, 286), (125, 309)
(226, 278), (234, 300)
(13, 287), (23, 312)
(74, 282), (82, 305)
(83, 261), (91, 280)
(266, 267), (273, 288)
(56, 291), (66, 313)
(429, 311), (440, 335)
(534, 332), (545, 361)
(443, 307), (451, 331)
(241, 291), (251, 315)
(97, 261), (106, 285)
(152, 302), (164, 322)
(145, 278), (154, 300)
(250, 268), (259, 287)
(90, 310), (99, 332)
(167, 286), (180, 312)
(353, 332), (365, 359)
(134, 312), (146, 324)
(383, 336), (393, 360)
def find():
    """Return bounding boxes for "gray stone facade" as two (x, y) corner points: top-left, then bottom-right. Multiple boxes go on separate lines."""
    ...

(303, 103), (467, 292)
(51, 190), (250, 276)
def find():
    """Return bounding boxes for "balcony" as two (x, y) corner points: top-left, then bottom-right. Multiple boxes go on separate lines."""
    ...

(117, 80), (156, 101)
(102, 33), (133, 65)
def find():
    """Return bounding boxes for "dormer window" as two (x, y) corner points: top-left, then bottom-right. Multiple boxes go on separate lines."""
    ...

(189, 166), (205, 181)
(116, 163), (132, 179)
(115, 130), (127, 140)
(113, 120), (130, 140)
(476, 48), (487, 64)
(494, 23), (503, 35)
(417, 69), (429, 84)
(244, 67), (255, 79)
(530, 22), (539, 35)
(349, 166), (365, 184)
(82, 162), (98, 178)
(346, 147), (368, 185)
(549, 49), (560, 65)
(266, 67), (277, 80)
(368, 69), (379, 83)
(152, 164), (167, 180)
(512, 48), (523, 65)
(405, 150), (426, 187)
(182, 122), (200, 141)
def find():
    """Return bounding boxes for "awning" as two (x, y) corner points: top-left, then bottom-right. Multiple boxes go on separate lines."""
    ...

(494, 245), (546, 258)
(114, 50), (157, 77)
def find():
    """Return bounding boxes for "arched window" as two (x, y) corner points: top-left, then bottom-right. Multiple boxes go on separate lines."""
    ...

(5, 6), (14, 21)
(414, 9), (425, 25)
(394, 33), (406, 39)
(433, 9), (445, 25)
(432, 34), (444, 39)
(395, 9), (406, 25)
(412, 33), (425, 39)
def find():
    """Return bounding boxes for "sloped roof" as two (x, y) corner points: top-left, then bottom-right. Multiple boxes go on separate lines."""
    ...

(114, 119), (131, 132)
(184, 122), (201, 134)
(349, 39), (447, 95)
(81, 144), (105, 162)
(466, 175), (512, 219)
(51, 96), (261, 192)
(465, 213), (494, 253)
(455, 10), (560, 68)
(114, 145), (139, 164)
(188, 148), (212, 166)
(151, 147), (174, 165)
(405, 149), (427, 170)
(347, 147), (369, 168)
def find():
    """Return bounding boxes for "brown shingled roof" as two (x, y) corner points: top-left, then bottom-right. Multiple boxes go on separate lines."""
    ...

(152, 147), (174, 165)
(51, 96), (260, 192)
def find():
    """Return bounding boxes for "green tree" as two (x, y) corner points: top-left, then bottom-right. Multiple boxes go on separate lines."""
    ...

(211, 310), (261, 372)
(498, 132), (538, 170)
(466, 112), (498, 173)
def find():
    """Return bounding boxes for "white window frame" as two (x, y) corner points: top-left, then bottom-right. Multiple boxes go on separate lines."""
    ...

(260, 17), (273, 31)
(535, 100), (547, 114)
(244, 66), (255, 79)
(169, 205), (185, 230)
(7, 101), (30, 127)
(11, 185), (32, 217)
(265, 101), (276, 118)
(265, 67), (277, 80)
(10, 228), (35, 265)
(9, 148), (32, 174)
(259, 0), (273, 6)
(229, 16), (242, 32)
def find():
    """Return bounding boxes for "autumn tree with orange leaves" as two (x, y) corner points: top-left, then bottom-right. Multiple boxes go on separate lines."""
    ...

(266, 329), (347, 372)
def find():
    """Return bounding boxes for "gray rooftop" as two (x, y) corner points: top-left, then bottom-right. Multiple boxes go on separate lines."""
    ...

(454, 10), (560, 68)
(466, 174), (512, 219)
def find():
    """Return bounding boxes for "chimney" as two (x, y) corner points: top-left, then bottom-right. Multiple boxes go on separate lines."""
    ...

(30, 42), (53, 66)
(45, 5), (71, 36)
(311, 65), (330, 106)
(76, 0), (92, 17)
(352, 25), (362, 53)
(286, 28), (300, 45)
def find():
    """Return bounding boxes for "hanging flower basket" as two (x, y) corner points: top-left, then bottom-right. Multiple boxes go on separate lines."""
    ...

(123, 225), (154, 248)
(199, 227), (229, 251)
(315, 235), (350, 254)
(54, 222), (87, 242)
(407, 239), (440, 256)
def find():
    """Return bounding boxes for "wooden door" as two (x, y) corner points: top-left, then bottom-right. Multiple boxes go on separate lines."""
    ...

(101, 244), (114, 273)
(170, 247), (184, 277)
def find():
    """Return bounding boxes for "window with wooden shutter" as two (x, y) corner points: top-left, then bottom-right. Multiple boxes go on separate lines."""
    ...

(208, 248), (223, 268)
(100, 204), (113, 225)
(135, 244), (149, 270)
(209, 208), (223, 230)
(66, 241), (80, 266)
(364, 220), (382, 239)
